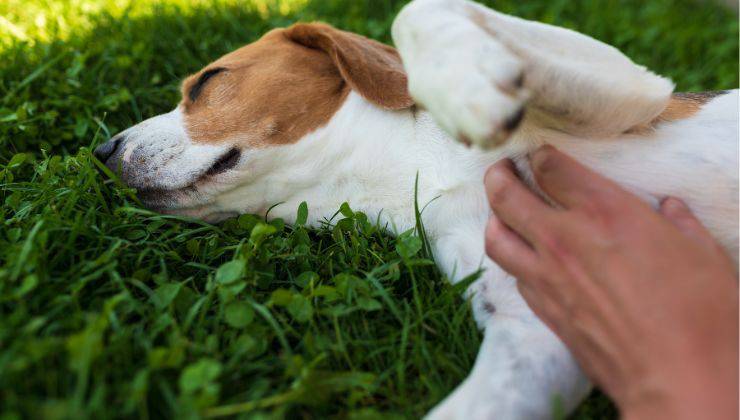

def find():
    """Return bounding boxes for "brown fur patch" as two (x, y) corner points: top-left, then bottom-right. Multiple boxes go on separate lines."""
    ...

(181, 23), (413, 146)
(624, 90), (729, 134)
(655, 91), (728, 123)
(181, 29), (347, 146)
(286, 23), (414, 110)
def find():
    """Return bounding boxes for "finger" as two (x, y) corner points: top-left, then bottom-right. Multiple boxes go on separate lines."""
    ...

(530, 145), (641, 212)
(484, 159), (558, 246)
(485, 214), (540, 278)
(659, 197), (721, 250)
(519, 281), (620, 390)
(517, 282), (563, 334)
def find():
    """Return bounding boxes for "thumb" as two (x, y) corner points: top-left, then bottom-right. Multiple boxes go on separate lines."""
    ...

(659, 197), (720, 251)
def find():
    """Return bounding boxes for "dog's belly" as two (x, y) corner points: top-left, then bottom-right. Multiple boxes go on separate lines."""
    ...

(501, 90), (739, 258)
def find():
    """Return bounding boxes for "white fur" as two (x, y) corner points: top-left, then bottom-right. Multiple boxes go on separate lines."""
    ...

(392, 1), (737, 418)
(113, 108), (231, 192)
(392, 0), (675, 147)
(112, 2), (739, 418)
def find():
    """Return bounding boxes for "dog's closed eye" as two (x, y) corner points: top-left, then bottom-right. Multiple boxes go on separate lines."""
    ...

(189, 67), (227, 102)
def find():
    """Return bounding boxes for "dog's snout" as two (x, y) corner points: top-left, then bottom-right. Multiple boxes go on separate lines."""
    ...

(94, 135), (124, 163)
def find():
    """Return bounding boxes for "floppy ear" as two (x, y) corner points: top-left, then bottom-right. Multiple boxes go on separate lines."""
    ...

(285, 22), (414, 110)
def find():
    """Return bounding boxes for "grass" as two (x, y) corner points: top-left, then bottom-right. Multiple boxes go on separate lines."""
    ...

(0, 0), (736, 418)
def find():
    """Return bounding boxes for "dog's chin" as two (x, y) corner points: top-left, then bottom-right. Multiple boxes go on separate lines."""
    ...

(194, 211), (240, 224)
(153, 204), (239, 224)
(138, 189), (238, 223)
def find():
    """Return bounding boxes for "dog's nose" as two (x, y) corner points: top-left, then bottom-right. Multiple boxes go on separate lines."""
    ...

(93, 135), (124, 163)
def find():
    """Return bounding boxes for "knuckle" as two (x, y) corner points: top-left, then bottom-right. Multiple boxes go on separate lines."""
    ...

(576, 202), (619, 235)
(484, 233), (500, 258)
(577, 195), (617, 221)
(537, 231), (567, 254)
(577, 200), (604, 219)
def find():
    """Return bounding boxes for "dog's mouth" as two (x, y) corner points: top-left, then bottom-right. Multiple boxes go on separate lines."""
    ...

(136, 147), (242, 211)
(205, 148), (241, 176)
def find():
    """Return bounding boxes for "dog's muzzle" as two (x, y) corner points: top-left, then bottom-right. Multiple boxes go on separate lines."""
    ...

(93, 134), (125, 171)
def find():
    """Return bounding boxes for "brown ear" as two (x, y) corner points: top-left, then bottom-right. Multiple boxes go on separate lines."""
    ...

(285, 22), (414, 110)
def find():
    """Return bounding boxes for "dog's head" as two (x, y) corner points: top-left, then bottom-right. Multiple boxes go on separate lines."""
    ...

(94, 23), (413, 221)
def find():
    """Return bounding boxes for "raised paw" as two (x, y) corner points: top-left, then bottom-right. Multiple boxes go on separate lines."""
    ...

(395, 21), (530, 149)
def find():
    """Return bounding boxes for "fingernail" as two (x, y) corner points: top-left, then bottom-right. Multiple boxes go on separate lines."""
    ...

(484, 166), (505, 188)
(660, 197), (688, 215)
(484, 159), (514, 183)
(530, 144), (556, 171)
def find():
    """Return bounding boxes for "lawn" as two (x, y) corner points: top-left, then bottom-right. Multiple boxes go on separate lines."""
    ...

(0, 0), (737, 418)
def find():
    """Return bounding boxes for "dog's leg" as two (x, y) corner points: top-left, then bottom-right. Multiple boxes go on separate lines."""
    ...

(392, 0), (675, 148)
(429, 312), (590, 419)
(431, 235), (591, 419)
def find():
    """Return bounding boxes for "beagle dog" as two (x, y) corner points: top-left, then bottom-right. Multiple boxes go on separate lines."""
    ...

(94, 0), (738, 418)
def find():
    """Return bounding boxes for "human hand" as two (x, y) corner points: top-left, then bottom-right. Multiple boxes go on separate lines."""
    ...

(483, 145), (738, 420)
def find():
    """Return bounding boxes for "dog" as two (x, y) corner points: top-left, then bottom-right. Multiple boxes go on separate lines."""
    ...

(93, 0), (739, 418)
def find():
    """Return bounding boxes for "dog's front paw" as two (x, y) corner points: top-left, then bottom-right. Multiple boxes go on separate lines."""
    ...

(399, 27), (529, 148)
